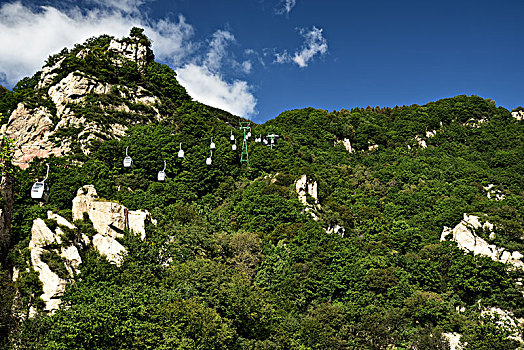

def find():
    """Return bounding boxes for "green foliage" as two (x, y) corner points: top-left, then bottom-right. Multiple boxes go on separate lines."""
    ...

(4, 29), (524, 348)
(40, 250), (70, 280)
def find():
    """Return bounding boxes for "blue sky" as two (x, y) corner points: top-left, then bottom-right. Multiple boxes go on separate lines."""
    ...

(0, 0), (523, 122)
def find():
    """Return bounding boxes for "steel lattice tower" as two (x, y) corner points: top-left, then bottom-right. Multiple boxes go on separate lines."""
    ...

(239, 121), (250, 165)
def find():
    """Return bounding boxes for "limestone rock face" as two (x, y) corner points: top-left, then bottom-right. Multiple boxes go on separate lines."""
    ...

(295, 175), (346, 236)
(1, 104), (66, 169)
(2, 33), (162, 169)
(72, 185), (151, 265)
(441, 214), (524, 269)
(483, 184), (505, 201)
(296, 174), (318, 207)
(481, 307), (523, 343)
(22, 184), (153, 314)
(511, 110), (523, 120)
(108, 38), (153, 67)
(36, 57), (64, 90)
(28, 212), (86, 313)
(415, 135), (427, 148)
(441, 332), (462, 350)
(334, 138), (354, 153)
(48, 71), (112, 115)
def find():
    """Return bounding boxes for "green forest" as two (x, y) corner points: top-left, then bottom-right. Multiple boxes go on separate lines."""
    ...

(0, 29), (523, 349)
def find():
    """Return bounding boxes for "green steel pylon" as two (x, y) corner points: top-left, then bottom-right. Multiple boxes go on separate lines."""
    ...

(267, 134), (279, 150)
(239, 121), (250, 165)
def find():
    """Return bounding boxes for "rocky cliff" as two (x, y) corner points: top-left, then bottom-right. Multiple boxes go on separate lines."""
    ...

(1, 30), (163, 169)
(20, 185), (153, 314)
(441, 213), (524, 269)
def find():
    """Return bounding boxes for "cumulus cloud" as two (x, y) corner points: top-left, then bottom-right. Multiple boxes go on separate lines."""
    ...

(274, 26), (328, 68)
(205, 30), (236, 71)
(0, 1), (257, 116)
(89, 0), (147, 14)
(176, 64), (257, 117)
(0, 1), (193, 86)
(275, 0), (296, 15)
(175, 28), (257, 117)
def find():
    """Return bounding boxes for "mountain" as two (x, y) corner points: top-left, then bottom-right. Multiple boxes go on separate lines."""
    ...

(1, 28), (524, 349)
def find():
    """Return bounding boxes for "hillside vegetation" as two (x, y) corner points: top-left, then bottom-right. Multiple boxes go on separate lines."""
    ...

(1, 29), (523, 349)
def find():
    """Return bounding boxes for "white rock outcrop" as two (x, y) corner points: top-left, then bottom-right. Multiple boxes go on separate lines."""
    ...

(442, 332), (462, 350)
(48, 71), (112, 115)
(483, 184), (505, 201)
(28, 212), (86, 313)
(415, 135), (427, 148)
(72, 185), (151, 265)
(326, 224), (346, 237)
(334, 138), (354, 153)
(481, 307), (523, 343)
(425, 130), (437, 138)
(1, 104), (67, 169)
(109, 38), (152, 67)
(296, 175), (346, 236)
(441, 214), (524, 269)
(296, 175), (318, 207)
(36, 57), (65, 90)
(511, 110), (523, 121)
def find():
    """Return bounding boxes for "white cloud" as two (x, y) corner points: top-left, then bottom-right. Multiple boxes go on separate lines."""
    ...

(274, 51), (289, 64)
(205, 30), (236, 71)
(176, 64), (257, 117)
(275, 0), (296, 15)
(89, 0), (146, 14)
(274, 26), (328, 68)
(0, 1), (194, 86)
(0, 1), (257, 116)
(240, 61), (252, 74)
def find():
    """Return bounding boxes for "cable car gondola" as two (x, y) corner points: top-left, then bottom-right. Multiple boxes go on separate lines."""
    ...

(158, 160), (166, 181)
(31, 163), (50, 201)
(232, 140), (237, 151)
(210, 137), (216, 150)
(206, 151), (213, 166)
(178, 143), (185, 158)
(123, 146), (133, 168)
(230, 131), (235, 141)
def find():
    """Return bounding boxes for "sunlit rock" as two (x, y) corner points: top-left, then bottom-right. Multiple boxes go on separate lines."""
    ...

(441, 214), (524, 269)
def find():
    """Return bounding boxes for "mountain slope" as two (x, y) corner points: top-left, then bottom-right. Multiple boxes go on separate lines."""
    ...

(1, 29), (524, 349)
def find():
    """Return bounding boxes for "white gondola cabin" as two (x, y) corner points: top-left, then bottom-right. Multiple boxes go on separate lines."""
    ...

(206, 151), (213, 165)
(230, 131), (235, 141)
(31, 164), (50, 201)
(31, 181), (50, 201)
(232, 141), (237, 151)
(210, 137), (216, 150)
(158, 160), (166, 181)
(178, 143), (185, 158)
(123, 146), (133, 168)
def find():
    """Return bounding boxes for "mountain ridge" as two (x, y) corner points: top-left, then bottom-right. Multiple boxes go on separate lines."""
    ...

(0, 28), (523, 349)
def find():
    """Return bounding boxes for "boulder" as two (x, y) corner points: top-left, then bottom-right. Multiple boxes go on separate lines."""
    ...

(441, 214), (524, 269)
(28, 212), (85, 314)
(72, 185), (151, 265)
(1, 103), (66, 169)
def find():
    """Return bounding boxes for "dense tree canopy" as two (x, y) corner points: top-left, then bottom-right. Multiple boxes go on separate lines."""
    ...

(1, 31), (523, 349)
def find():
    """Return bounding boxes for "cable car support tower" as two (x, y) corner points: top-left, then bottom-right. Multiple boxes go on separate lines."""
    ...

(239, 121), (250, 166)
